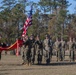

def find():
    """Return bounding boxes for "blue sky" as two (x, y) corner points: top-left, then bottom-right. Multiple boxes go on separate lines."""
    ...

(32, 0), (76, 14)
(67, 0), (76, 14)
(0, 0), (76, 14)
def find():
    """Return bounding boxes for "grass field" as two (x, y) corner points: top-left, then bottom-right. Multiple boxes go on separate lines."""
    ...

(0, 52), (76, 75)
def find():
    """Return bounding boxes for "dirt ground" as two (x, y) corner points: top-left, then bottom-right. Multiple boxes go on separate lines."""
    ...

(0, 52), (76, 75)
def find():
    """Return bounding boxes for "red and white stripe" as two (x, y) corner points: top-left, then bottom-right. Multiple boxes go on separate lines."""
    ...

(22, 17), (32, 37)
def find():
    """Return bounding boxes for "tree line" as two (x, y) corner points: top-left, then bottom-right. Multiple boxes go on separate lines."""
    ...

(0, 0), (76, 44)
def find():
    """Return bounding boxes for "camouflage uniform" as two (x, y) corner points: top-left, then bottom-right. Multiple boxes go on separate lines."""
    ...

(43, 35), (51, 64)
(29, 35), (35, 64)
(54, 38), (61, 61)
(21, 45), (25, 64)
(49, 38), (53, 61)
(71, 38), (76, 61)
(23, 36), (31, 66)
(67, 38), (73, 61)
(35, 35), (43, 64)
(60, 39), (66, 61)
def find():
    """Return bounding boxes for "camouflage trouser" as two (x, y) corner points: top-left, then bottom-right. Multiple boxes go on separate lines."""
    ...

(56, 49), (64, 61)
(22, 49), (27, 64)
(23, 48), (31, 64)
(70, 50), (75, 61)
(56, 50), (59, 61)
(46, 52), (50, 64)
(36, 49), (42, 64)
(60, 49), (65, 61)
(50, 47), (53, 61)
(31, 47), (35, 64)
(43, 50), (50, 64)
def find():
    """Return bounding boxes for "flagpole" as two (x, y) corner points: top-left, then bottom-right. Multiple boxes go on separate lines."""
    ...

(16, 39), (19, 56)
(22, 4), (33, 37)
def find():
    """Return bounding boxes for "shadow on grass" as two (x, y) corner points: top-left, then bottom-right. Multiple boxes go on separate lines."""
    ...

(1, 60), (76, 67)
(35, 61), (76, 66)
(0, 61), (76, 71)
(0, 73), (9, 75)
(1, 61), (76, 72)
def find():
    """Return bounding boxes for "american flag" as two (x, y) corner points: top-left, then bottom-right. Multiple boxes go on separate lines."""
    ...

(22, 6), (32, 37)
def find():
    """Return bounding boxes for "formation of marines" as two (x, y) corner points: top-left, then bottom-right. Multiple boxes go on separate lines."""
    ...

(21, 34), (76, 66)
